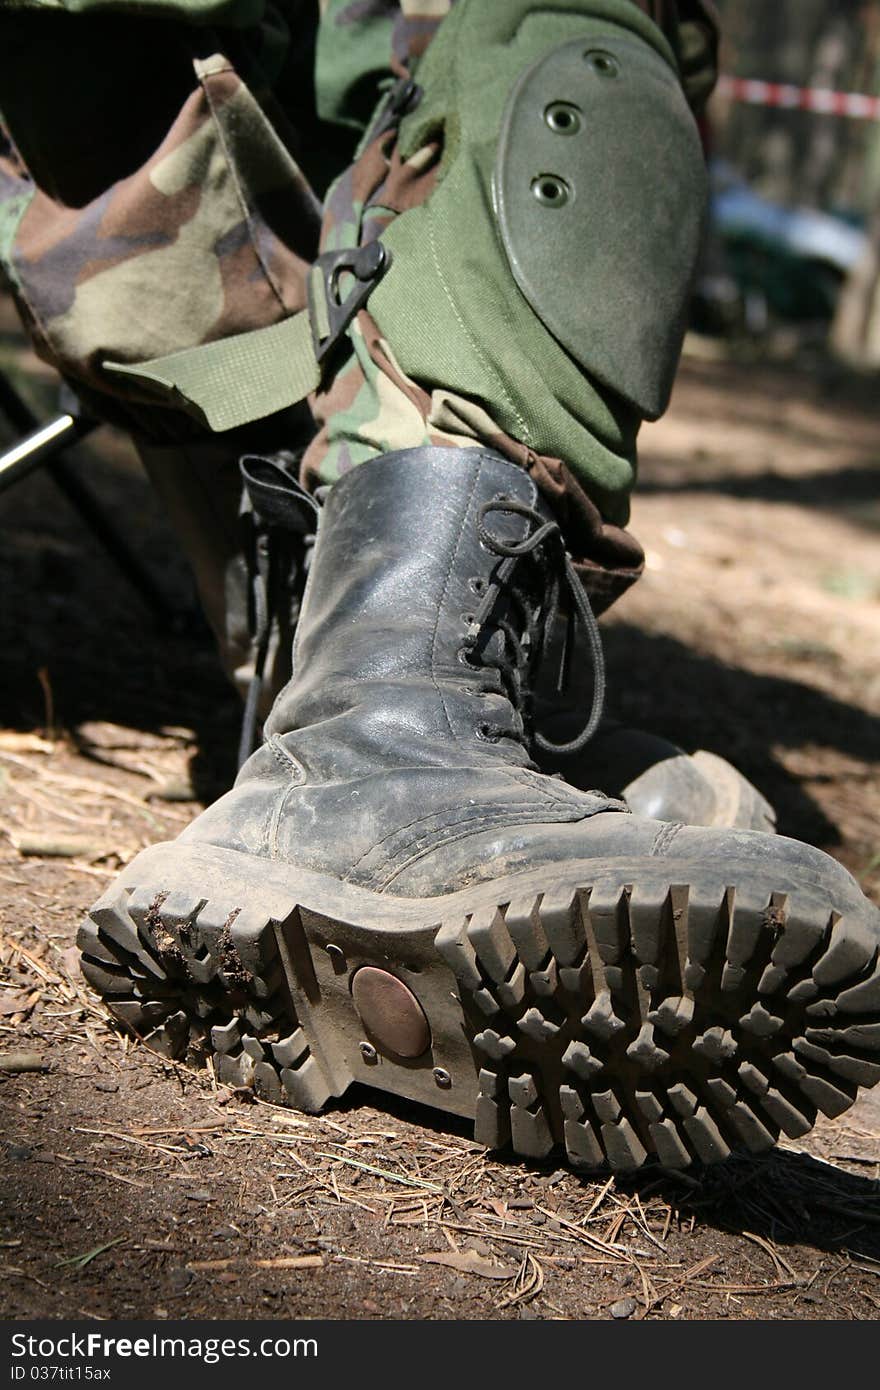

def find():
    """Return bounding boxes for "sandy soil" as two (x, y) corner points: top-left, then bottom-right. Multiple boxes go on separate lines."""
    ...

(1, 324), (879, 1321)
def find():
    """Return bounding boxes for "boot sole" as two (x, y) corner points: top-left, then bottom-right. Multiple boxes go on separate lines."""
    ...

(78, 841), (880, 1172)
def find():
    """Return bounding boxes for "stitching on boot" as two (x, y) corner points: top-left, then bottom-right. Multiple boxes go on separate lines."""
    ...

(266, 735), (308, 783)
(345, 793), (583, 879)
(360, 807), (607, 892)
(509, 764), (598, 810)
(650, 820), (685, 856)
(269, 777), (309, 859)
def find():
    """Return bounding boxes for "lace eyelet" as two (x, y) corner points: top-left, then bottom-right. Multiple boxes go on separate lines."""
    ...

(468, 577), (487, 596)
(475, 722), (499, 743)
(457, 646), (478, 669)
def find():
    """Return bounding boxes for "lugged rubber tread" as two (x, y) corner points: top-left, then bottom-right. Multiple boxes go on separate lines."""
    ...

(812, 919), (876, 987)
(772, 1052), (855, 1119)
(683, 1108), (730, 1164)
(835, 967), (880, 1014)
(505, 895), (551, 970)
(683, 887), (733, 991)
(794, 1036), (880, 1087)
(757, 1087), (814, 1139)
(509, 1101), (554, 1159)
(467, 906), (515, 983)
(537, 886), (585, 967)
(78, 850), (880, 1174)
(601, 1116), (647, 1172)
(628, 883), (672, 979)
(650, 1117), (693, 1169)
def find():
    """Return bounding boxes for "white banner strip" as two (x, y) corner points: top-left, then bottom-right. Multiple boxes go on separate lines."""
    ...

(717, 74), (880, 121)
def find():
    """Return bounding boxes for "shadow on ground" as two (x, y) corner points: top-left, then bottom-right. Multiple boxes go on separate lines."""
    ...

(622, 1148), (880, 1265)
(637, 461), (880, 522)
(0, 419), (239, 802)
(339, 1085), (880, 1263)
(540, 620), (880, 850)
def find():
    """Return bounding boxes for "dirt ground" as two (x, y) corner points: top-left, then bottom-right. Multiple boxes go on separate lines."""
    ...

(1, 312), (879, 1322)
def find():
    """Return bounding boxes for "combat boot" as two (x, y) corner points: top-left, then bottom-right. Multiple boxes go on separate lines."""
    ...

(80, 448), (880, 1171)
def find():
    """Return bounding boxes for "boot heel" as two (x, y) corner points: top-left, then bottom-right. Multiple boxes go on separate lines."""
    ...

(78, 877), (343, 1110)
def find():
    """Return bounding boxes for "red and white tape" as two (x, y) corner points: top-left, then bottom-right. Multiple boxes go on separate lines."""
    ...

(717, 74), (880, 121)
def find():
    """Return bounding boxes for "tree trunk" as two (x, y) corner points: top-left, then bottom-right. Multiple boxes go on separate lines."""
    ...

(831, 207), (880, 364)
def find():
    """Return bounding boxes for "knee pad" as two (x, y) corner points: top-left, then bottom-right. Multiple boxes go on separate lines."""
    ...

(366, 0), (708, 518)
(495, 26), (706, 419)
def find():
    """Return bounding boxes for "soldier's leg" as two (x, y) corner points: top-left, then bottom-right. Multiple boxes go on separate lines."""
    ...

(0, 0), (762, 806)
(0, 1), (699, 683)
(308, 0), (769, 822)
(303, 0), (719, 610)
(0, 0), (757, 820)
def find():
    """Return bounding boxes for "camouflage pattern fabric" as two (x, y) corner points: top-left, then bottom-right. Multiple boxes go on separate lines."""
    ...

(0, 10), (323, 438)
(0, 0), (718, 605)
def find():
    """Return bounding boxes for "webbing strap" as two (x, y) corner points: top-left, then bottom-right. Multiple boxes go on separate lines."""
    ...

(101, 76), (414, 433)
(104, 241), (392, 432)
(104, 310), (320, 433)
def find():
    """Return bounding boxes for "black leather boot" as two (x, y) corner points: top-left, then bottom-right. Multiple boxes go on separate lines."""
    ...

(80, 448), (880, 1171)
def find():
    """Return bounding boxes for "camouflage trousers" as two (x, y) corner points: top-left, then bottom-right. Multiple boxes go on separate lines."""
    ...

(0, 0), (718, 635)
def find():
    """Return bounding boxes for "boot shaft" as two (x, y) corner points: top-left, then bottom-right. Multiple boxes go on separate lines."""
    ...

(263, 447), (553, 770)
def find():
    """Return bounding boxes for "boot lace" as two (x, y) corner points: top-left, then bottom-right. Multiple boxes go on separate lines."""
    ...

(464, 495), (606, 757)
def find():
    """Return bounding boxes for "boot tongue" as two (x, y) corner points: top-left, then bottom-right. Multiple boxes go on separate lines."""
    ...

(478, 627), (509, 668)
(240, 455), (319, 533)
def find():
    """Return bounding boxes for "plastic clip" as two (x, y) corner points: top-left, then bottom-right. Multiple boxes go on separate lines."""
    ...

(308, 241), (392, 365)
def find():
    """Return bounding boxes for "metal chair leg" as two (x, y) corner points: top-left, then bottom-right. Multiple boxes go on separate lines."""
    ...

(0, 374), (185, 628)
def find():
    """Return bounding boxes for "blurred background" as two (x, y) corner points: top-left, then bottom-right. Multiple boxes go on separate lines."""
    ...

(701, 0), (880, 358)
